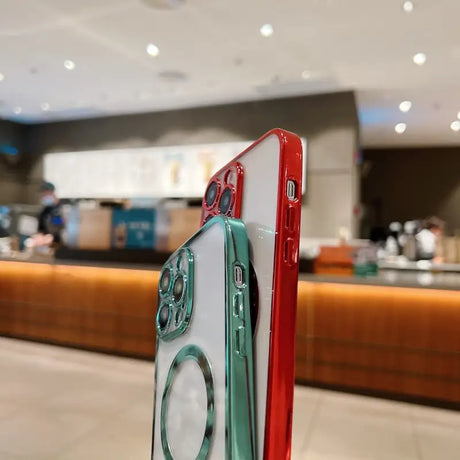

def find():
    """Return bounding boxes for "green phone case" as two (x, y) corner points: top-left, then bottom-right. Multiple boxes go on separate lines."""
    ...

(152, 216), (257, 460)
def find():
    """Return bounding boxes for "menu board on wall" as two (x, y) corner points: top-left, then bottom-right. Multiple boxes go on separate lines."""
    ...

(44, 138), (307, 199)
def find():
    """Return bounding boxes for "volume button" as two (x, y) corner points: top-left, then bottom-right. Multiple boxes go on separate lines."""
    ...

(286, 206), (296, 231)
(233, 292), (244, 320)
(284, 238), (297, 266)
(236, 326), (246, 357)
(233, 293), (240, 317)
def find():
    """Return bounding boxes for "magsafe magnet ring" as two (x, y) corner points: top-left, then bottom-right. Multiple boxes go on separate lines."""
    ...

(160, 344), (215, 459)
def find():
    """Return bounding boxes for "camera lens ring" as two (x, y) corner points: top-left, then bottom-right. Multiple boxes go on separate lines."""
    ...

(159, 266), (173, 296)
(172, 272), (186, 305)
(157, 302), (172, 335)
(174, 306), (185, 326)
(204, 180), (220, 209)
(218, 186), (234, 215)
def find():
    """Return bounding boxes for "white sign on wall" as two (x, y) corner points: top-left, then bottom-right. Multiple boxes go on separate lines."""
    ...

(44, 138), (307, 199)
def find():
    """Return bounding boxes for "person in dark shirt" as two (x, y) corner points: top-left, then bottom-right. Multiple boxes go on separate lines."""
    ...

(37, 181), (64, 245)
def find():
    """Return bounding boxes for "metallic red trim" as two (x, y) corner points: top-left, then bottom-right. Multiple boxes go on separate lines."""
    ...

(200, 161), (244, 225)
(263, 129), (302, 460)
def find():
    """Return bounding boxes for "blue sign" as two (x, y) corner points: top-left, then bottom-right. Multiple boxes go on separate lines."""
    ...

(112, 209), (156, 249)
(0, 144), (18, 155)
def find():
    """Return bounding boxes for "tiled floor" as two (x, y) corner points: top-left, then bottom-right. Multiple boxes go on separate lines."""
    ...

(0, 338), (458, 460)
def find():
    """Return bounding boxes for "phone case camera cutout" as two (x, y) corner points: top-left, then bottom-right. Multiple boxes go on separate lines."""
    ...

(152, 216), (257, 460)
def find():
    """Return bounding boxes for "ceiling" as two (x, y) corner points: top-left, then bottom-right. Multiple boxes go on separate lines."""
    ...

(1, 0), (460, 147)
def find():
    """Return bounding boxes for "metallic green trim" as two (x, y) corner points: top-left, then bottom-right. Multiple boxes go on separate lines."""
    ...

(160, 344), (214, 460)
(219, 218), (257, 460)
(157, 247), (194, 341)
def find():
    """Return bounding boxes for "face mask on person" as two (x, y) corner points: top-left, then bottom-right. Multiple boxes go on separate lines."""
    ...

(41, 196), (55, 207)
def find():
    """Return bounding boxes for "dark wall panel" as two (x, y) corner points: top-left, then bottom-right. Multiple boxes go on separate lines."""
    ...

(0, 120), (30, 204)
(26, 92), (358, 153)
(362, 147), (460, 235)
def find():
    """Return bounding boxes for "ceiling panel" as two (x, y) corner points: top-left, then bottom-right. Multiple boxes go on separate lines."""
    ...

(0, 0), (459, 146)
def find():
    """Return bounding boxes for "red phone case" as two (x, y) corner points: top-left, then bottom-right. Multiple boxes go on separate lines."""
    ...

(200, 129), (303, 459)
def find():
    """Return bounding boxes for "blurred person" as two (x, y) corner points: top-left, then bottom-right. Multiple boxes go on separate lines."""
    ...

(35, 181), (64, 246)
(416, 216), (445, 262)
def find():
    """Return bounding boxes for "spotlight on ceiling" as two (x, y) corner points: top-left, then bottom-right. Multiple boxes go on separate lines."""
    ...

(146, 43), (160, 57)
(413, 52), (426, 66)
(0, 73), (4, 81)
(395, 123), (407, 134)
(13, 107), (22, 115)
(403, 1), (414, 13)
(64, 60), (75, 70)
(450, 121), (460, 132)
(41, 102), (50, 112)
(399, 101), (412, 113)
(260, 24), (274, 37)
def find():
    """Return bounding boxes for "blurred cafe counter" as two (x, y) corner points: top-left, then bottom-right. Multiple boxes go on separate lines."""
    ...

(1, 202), (459, 408)
(1, 251), (459, 410)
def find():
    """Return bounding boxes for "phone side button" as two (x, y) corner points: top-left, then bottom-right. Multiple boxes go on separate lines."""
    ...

(233, 291), (245, 320)
(233, 293), (241, 317)
(284, 238), (298, 266)
(236, 326), (246, 357)
(286, 206), (296, 231)
(233, 264), (245, 287)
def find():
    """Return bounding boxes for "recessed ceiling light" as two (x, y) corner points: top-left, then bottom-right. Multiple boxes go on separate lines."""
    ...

(0, 73), (4, 81)
(457, 111), (460, 120)
(301, 70), (312, 80)
(41, 102), (50, 111)
(146, 43), (160, 57)
(450, 120), (460, 132)
(413, 52), (426, 66)
(403, 1), (414, 13)
(13, 107), (22, 115)
(399, 100), (412, 112)
(64, 60), (75, 70)
(395, 123), (407, 134)
(260, 24), (274, 37)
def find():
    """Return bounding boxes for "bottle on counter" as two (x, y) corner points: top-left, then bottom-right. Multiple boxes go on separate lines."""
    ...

(401, 220), (418, 261)
(385, 221), (402, 257)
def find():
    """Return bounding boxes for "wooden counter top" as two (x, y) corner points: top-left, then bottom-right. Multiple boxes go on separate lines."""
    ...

(2, 257), (459, 290)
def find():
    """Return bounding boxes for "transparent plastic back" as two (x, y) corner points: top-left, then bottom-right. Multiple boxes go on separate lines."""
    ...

(153, 222), (226, 459)
(237, 134), (280, 457)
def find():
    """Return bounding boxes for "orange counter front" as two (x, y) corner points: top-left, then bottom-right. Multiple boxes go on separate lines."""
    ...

(0, 260), (459, 405)
(0, 261), (159, 357)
